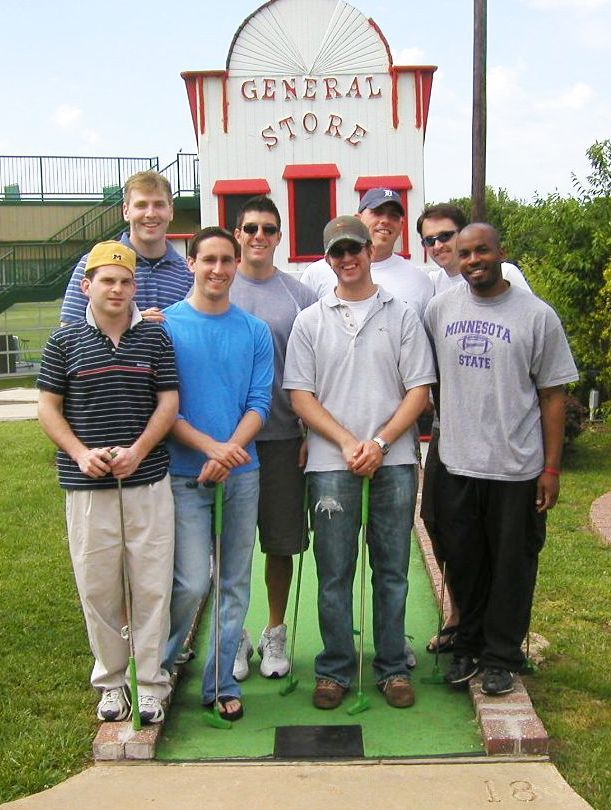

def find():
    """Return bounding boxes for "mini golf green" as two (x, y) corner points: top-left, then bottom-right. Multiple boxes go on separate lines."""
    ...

(156, 535), (483, 761)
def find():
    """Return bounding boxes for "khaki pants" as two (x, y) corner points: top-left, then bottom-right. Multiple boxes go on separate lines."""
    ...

(66, 475), (174, 698)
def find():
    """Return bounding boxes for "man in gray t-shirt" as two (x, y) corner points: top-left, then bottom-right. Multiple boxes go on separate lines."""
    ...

(229, 196), (317, 683)
(285, 216), (436, 711)
(424, 223), (578, 697)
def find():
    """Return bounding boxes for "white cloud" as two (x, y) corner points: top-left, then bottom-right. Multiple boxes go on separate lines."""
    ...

(81, 128), (101, 147)
(392, 46), (426, 65)
(52, 104), (82, 129)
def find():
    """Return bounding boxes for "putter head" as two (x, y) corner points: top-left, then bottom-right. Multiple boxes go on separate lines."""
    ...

(203, 706), (232, 730)
(346, 693), (371, 716)
(279, 675), (299, 696)
(420, 670), (446, 685)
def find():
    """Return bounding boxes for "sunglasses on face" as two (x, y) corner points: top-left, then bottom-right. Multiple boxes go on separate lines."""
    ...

(327, 242), (365, 260)
(420, 229), (458, 248)
(241, 223), (279, 236)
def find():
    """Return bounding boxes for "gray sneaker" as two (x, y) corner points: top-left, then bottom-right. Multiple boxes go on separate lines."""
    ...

(258, 624), (289, 678)
(96, 687), (130, 722)
(138, 693), (164, 724)
(233, 629), (254, 681)
(404, 636), (417, 669)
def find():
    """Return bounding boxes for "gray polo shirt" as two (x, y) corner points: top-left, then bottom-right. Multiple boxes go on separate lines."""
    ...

(283, 287), (437, 472)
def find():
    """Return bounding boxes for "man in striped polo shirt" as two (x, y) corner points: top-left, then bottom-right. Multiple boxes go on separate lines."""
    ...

(60, 170), (192, 325)
(38, 240), (179, 725)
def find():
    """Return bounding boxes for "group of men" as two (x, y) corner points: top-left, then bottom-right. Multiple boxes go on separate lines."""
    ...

(37, 170), (578, 725)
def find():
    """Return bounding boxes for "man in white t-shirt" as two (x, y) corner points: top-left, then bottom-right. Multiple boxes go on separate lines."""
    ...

(300, 188), (433, 321)
(416, 203), (531, 296)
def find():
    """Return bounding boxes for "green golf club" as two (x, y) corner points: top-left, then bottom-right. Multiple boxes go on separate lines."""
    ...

(117, 477), (141, 730)
(279, 482), (310, 697)
(420, 560), (447, 685)
(347, 476), (372, 716)
(203, 481), (232, 730)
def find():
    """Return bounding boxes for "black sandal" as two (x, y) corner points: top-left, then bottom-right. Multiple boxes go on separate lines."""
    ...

(426, 625), (458, 654)
(203, 695), (244, 721)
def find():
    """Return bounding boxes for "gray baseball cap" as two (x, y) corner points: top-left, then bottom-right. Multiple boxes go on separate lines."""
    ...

(323, 216), (371, 254)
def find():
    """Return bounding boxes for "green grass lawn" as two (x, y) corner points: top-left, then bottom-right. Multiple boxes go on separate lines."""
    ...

(0, 421), (609, 807)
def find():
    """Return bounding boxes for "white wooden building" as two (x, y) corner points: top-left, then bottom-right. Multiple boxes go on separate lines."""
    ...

(182, 0), (436, 271)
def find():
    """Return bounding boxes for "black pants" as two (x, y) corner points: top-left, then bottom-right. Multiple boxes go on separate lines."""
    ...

(434, 464), (546, 671)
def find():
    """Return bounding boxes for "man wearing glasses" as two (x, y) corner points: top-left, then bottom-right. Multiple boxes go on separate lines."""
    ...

(229, 196), (317, 682)
(301, 188), (433, 322)
(284, 216), (436, 710)
(417, 203), (530, 296)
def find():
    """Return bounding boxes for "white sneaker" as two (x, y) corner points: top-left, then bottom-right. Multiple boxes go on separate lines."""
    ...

(96, 687), (130, 722)
(258, 624), (290, 678)
(233, 629), (254, 681)
(138, 693), (164, 724)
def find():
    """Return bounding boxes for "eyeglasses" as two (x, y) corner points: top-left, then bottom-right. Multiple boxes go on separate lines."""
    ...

(241, 223), (279, 236)
(421, 230), (458, 248)
(327, 242), (365, 260)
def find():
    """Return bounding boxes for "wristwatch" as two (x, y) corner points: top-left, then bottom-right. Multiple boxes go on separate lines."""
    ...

(372, 436), (390, 455)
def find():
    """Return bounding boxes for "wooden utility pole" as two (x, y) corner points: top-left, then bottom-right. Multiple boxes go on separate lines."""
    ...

(472, 0), (487, 220)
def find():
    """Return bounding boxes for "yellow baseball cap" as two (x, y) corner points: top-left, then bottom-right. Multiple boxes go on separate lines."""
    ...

(84, 241), (137, 275)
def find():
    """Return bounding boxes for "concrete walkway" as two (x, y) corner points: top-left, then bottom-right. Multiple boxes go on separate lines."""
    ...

(0, 387), (38, 420)
(1, 761), (594, 809)
(0, 388), (601, 809)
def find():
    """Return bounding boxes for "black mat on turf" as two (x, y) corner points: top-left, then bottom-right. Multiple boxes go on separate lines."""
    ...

(274, 725), (364, 759)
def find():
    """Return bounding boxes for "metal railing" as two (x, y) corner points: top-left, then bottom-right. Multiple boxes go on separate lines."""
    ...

(0, 155), (159, 201)
(0, 154), (200, 313)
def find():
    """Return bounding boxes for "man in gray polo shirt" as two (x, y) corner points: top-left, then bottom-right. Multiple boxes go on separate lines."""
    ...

(284, 216), (436, 710)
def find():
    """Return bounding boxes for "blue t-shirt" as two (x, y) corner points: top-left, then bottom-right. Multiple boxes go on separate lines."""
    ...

(162, 299), (273, 478)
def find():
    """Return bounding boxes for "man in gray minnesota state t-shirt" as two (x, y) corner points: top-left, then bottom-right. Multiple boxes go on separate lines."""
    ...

(424, 223), (578, 697)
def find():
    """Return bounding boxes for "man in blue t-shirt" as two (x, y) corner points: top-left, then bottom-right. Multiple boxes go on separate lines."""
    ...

(162, 226), (273, 722)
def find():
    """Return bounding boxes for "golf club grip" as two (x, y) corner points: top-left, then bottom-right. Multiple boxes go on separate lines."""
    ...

(214, 482), (224, 536)
(361, 476), (370, 523)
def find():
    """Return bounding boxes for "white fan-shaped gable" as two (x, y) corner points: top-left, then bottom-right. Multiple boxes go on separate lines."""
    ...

(227, 0), (391, 76)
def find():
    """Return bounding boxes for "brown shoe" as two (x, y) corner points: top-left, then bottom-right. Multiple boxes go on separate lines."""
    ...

(313, 678), (348, 710)
(378, 675), (415, 708)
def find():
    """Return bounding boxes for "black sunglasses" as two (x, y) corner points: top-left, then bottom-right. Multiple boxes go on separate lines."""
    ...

(327, 242), (365, 260)
(242, 223), (279, 236)
(421, 229), (458, 248)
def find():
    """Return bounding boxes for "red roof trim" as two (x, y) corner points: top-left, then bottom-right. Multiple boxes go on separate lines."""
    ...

(282, 164), (340, 179)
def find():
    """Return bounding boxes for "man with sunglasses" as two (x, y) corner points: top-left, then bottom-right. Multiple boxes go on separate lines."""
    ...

(417, 203), (530, 296)
(300, 188), (433, 321)
(229, 196), (317, 682)
(284, 216), (436, 710)
(416, 204), (532, 658)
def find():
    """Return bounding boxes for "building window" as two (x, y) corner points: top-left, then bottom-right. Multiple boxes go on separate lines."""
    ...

(212, 179), (271, 230)
(354, 175), (413, 258)
(283, 165), (339, 262)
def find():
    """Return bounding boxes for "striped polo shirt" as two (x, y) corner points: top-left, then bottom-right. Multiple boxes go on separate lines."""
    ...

(37, 305), (178, 490)
(60, 233), (193, 323)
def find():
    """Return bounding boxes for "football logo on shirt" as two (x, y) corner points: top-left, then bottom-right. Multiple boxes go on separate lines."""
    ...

(456, 334), (493, 356)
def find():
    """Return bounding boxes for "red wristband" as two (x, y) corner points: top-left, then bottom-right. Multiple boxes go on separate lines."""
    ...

(544, 466), (560, 476)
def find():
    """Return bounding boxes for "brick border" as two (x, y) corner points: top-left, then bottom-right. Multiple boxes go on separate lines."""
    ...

(413, 488), (549, 756)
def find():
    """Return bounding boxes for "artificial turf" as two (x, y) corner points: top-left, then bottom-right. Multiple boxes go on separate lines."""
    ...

(156, 535), (483, 761)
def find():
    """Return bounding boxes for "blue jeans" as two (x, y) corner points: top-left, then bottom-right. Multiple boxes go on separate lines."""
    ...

(164, 470), (258, 702)
(308, 466), (416, 687)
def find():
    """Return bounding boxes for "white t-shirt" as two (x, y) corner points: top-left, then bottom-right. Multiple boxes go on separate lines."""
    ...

(301, 254), (434, 321)
(428, 262), (531, 296)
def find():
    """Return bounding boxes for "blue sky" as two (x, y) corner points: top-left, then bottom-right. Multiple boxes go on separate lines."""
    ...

(1, 0), (609, 202)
